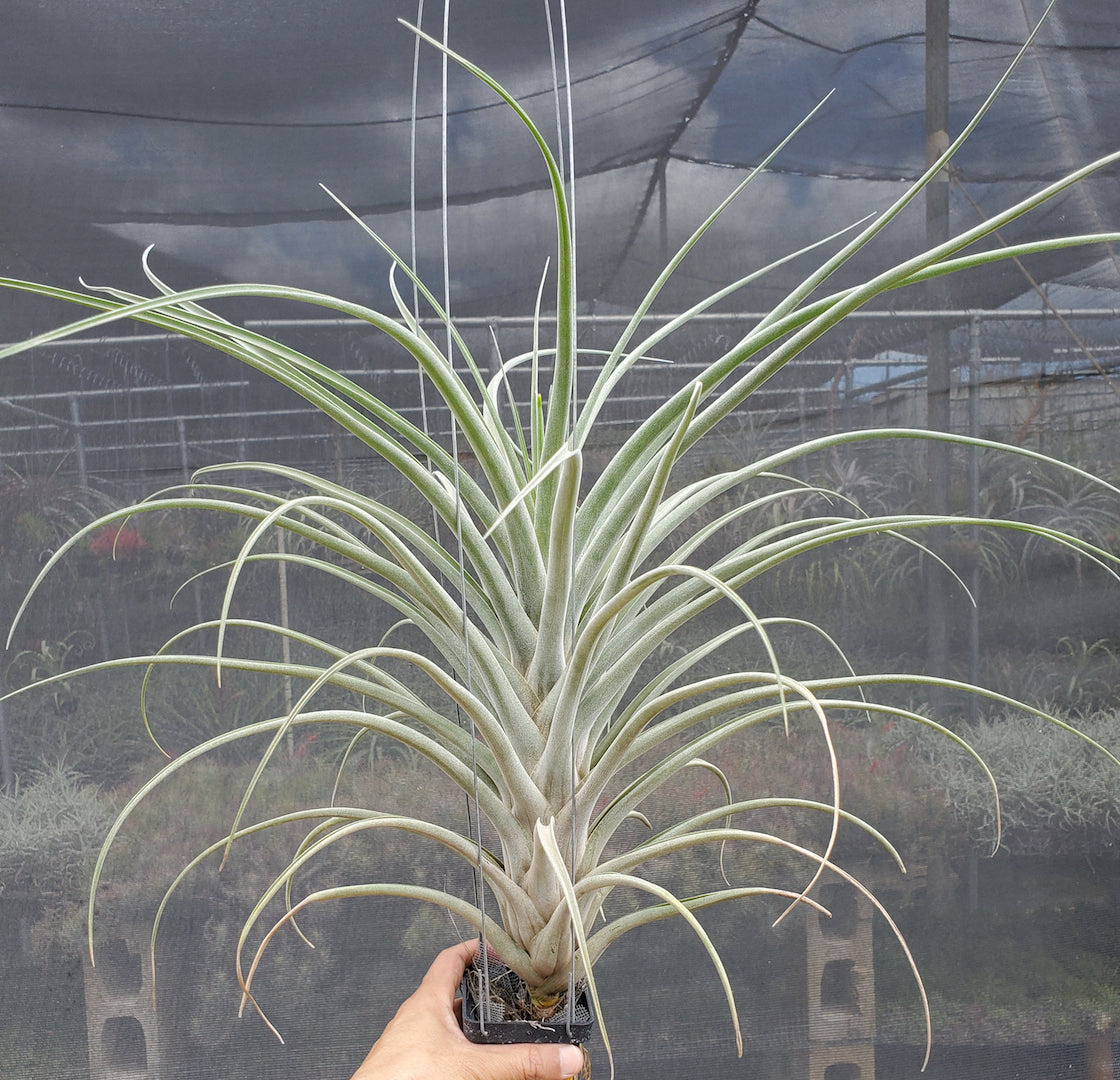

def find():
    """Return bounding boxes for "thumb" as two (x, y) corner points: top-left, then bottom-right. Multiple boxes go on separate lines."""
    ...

(476, 1041), (586, 1080)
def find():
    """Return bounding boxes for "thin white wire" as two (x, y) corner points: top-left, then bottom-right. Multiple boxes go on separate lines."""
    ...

(568, 731), (577, 1035)
(438, 0), (491, 1031)
(410, 0), (433, 444)
(543, 0), (566, 182)
(546, 0), (580, 1034)
(557, 0), (578, 439)
(543, 0), (578, 442)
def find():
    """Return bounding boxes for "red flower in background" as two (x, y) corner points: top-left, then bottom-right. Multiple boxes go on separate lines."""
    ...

(89, 525), (146, 559)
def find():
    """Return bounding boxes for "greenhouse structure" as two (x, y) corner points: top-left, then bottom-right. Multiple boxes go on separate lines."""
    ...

(4, 3), (1120, 1079)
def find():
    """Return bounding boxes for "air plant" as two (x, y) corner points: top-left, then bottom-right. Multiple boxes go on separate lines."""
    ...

(3, 3), (1120, 1072)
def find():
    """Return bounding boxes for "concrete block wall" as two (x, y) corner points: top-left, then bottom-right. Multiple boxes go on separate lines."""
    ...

(83, 930), (161, 1080)
(806, 881), (876, 1080)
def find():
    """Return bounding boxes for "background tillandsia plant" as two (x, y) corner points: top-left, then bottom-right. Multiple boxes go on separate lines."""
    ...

(3, 2), (1120, 1072)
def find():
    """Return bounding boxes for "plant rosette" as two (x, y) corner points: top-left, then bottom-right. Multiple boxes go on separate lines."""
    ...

(3, 2), (1120, 1075)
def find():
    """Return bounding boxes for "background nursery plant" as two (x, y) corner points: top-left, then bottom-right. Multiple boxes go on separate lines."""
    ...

(4, 4), (1120, 1071)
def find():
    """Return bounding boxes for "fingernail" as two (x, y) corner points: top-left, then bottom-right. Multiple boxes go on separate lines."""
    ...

(558, 1043), (585, 1078)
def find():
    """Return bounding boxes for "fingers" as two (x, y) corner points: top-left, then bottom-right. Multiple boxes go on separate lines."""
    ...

(419, 939), (479, 1003)
(402, 941), (587, 1080)
(477, 1041), (586, 1080)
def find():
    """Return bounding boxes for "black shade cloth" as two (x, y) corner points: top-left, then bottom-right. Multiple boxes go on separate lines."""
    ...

(2, 0), (1118, 340)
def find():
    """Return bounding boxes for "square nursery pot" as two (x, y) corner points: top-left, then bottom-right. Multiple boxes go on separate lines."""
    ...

(460, 955), (594, 1045)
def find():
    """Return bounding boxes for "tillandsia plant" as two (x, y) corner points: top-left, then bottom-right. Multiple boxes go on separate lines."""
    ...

(4, 2), (1120, 1071)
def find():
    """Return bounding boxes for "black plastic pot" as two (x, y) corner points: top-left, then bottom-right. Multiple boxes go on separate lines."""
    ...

(459, 958), (594, 1046)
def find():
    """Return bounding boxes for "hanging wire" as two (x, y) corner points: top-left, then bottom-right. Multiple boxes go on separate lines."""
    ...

(545, 0), (581, 1039)
(411, 0), (489, 1031)
(436, 0), (492, 1032)
(409, 0), (436, 451)
(543, 0), (566, 183)
(567, 731), (578, 1038)
(541, 0), (579, 442)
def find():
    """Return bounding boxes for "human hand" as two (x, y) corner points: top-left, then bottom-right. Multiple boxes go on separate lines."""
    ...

(349, 940), (587, 1080)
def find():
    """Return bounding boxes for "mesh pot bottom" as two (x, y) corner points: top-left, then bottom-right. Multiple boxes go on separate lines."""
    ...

(459, 954), (594, 1045)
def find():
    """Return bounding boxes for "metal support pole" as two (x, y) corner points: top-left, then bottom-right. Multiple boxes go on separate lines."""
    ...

(925, 0), (952, 706)
(797, 389), (808, 479)
(177, 418), (207, 638)
(657, 158), (669, 266)
(968, 315), (982, 721)
(177, 418), (190, 483)
(0, 671), (14, 796)
(67, 394), (89, 490)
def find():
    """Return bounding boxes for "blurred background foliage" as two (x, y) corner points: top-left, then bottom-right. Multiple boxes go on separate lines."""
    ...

(3, 435), (1120, 1077)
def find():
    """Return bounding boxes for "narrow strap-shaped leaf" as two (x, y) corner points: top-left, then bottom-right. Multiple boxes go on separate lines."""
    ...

(651, 799), (905, 871)
(241, 881), (533, 1041)
(590, 382), (702, 612)
(216, 644), (544, 866)
(525, 449), (582, 701)
(233, 813), (535, 1000)
(538, 561), (785, 783)
(587, 825), (932, 1067)
(681, 150), (1120, 456)
(535, 819), (614, 1077)
(575, 92), (835, 441)
(581, 886), (829, 969)
(575, 870), (742, 1058)
(84, 707), (521, 963)
(399, 21), (577, 466)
